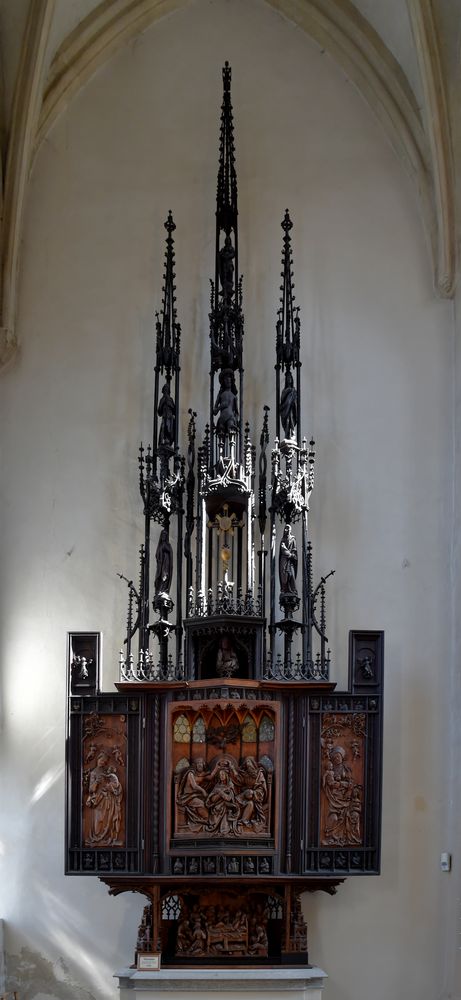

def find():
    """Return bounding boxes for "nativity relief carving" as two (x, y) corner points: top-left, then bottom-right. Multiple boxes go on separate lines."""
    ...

(320, 713), (365, 847)
(81, 713), (127, 848)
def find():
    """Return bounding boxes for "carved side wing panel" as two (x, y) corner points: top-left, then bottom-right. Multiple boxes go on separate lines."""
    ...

(82, 712), (127, 848)
(66, 694), (143, 874)
(319, 712), (366, 847)
(306, 639), (383, 876)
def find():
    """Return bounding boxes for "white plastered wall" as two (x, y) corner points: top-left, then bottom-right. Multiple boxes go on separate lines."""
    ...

(0, 1), (455, 998)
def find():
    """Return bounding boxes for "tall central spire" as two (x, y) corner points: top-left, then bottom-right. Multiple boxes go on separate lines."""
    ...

(209, 63), (244, 467)
(216, 61), (237, 238)
(210, 63), (243, 373)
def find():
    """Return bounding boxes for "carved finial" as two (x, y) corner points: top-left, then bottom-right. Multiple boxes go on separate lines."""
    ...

(156, 211), (180, 378)
(165, 210), (176, 236)
(282, 208), (293, 234)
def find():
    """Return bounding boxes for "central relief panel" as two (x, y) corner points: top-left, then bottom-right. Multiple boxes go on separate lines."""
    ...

(168, 701), (277, 844)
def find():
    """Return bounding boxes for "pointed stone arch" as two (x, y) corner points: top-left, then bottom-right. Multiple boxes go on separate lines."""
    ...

(0, 0), (455, 370)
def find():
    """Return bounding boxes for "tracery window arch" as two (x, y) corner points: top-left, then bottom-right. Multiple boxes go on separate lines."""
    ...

(162, 894), (182, 920)
(173, 714), (190, 743)
(259, 714), (275, 742)
(242, 714), (257, 742)
(192, 716), (206, 743)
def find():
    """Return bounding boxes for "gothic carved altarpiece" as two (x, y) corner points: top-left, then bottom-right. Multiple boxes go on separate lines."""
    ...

(65, 65), (383, 968)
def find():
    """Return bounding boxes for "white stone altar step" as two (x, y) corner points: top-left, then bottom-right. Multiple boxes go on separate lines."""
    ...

(115, 965), (327, 999)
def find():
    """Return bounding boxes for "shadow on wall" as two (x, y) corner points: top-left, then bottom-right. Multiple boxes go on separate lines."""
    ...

(5, 947), (97, 1000)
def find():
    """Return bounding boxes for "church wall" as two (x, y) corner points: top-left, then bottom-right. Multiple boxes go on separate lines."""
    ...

(0, 1), (454, 997)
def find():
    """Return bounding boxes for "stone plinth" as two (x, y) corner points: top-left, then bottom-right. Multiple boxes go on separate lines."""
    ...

(115, 966), (327, 999)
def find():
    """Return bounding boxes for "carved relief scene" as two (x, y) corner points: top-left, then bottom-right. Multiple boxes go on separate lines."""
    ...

(171, 704), (276, 840)
(81, 713), (127, 848)
(159, 889), (285, 961)
(320, 713), (366, 847)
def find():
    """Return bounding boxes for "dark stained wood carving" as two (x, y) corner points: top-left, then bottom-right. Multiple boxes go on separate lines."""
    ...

(133, 886), (309, 964)
(65, 55), (385, 970)
(175, 894), (266, 958)
(320, 713), (366, 847)
(171, 702), (276, 840)
(82, 712), (127, 848)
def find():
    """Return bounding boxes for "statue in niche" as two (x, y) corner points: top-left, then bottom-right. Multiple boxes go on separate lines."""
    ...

(213, 368), (239, 435)
(216, 635), (239, 677)
(322, 745), (362, 845)
(85, 750), (123, 846)
(280, 369), (297, 439)
(219, 234), (235, 305)
(154, 529), (173, 595)
(279, 524), (298, 596)
(176, 759), (209, 830)
(158, 382), (175, 447)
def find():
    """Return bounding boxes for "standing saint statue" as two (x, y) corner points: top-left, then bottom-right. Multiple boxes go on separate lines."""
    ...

(219, 234), (235, 305)
(154, 529), (173, 595)
(279, 524), (298, 596)
(280, 370), (297, 440)
(213, 369), (239, 436)
(158, 382), (175, 448)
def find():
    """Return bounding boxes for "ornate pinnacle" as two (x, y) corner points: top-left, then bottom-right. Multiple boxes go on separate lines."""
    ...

(277, 209), (300, 368)
(156, 211), (180, 376)
(217, 62), (237, 232)
(210, 64), (243, 377)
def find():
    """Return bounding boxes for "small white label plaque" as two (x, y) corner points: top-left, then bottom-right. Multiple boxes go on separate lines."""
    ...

(137, 953), (161, 971)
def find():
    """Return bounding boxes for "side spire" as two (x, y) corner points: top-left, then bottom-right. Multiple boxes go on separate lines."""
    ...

(275, 209), (301, 448)
(155, 210), (181, 382)
(152, 211), (181, 464)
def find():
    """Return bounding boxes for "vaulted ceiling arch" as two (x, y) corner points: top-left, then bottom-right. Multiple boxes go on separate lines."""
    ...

(0, 0), (455, 370)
